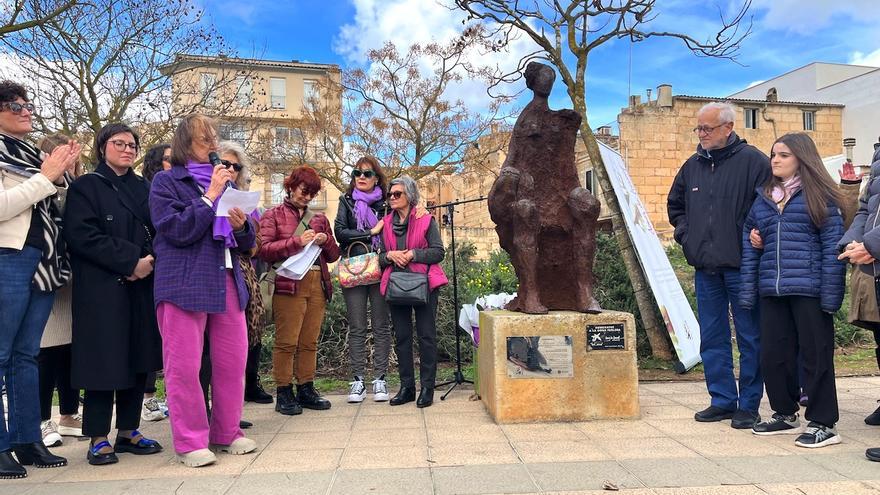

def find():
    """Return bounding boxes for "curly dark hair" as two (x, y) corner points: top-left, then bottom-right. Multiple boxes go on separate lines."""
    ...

(142, 143), (170, 182)
(0, 80), (28, 104)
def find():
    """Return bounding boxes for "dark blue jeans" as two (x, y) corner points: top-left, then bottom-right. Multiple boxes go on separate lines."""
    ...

(0, 246), (55, 451)
(695, 268), (762, 413)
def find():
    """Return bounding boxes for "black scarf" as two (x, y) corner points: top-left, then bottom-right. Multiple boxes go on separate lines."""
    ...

(0, 133), (71, 291)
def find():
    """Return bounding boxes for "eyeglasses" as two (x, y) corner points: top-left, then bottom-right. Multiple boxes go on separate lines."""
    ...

(198, 135), (218, 145)
(692, 123), (728, 135)
(298, 186), (318, 198)
(352, 169), (375, 179)
(387, 191), (405, 200)
(221, 159), (242, 172)
(109, 140), (139, 153)
(1, 102), (35, 114)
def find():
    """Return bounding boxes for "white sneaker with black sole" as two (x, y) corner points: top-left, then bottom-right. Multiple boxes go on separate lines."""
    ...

(372, 377), (390, 402)
(752, 412), (801, 435)
(348, 378), (366, 403)
(795, 422), (841, 448)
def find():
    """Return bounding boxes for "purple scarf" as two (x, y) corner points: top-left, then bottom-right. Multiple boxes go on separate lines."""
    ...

(352, 187), (383, 249)
(186, 161), (237, 248)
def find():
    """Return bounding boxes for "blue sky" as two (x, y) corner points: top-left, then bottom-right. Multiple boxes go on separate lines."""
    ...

(201, 0), (880, 131)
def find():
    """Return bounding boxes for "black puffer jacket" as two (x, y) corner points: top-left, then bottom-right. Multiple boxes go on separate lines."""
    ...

(333, 192), (389, 258)
(667, 133), (770, 270)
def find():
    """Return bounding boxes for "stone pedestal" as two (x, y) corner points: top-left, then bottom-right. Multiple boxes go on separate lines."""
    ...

(478, 310), (639, 423)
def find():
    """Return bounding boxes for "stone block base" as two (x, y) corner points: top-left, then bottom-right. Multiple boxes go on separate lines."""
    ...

(478, 310), (639, 423)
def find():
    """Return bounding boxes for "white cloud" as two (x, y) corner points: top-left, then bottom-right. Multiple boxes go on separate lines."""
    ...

(849, 48), (880, 67)
(746, 79), (765, 88)
(334, 0), (536, 112)
(752, 0), (880, 34)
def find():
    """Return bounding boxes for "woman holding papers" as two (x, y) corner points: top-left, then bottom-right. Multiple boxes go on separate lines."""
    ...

(149, 114), (257, 467)
(259, 165), (339, 416)
(63, 123), (164, 466)
(379, 176), (447, 408)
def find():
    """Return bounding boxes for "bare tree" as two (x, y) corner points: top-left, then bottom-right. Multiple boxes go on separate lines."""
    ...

(451, 0), (753, 359)
(290, 34), (513, 192)
(1, 0), (259, 164)
(0, 0), (77, 38)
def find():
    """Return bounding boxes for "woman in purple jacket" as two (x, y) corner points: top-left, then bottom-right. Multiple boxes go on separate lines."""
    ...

(148, 114), (257, 467)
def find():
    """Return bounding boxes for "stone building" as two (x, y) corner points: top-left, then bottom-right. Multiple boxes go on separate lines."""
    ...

(618, 84), (844, 240)
(166, 54), (345, 223)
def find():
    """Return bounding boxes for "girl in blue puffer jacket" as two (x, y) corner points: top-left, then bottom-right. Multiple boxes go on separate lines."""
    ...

(740, 132), (846, 448)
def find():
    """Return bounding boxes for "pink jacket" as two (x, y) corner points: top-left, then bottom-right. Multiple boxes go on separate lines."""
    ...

(379, 210), (448, 296)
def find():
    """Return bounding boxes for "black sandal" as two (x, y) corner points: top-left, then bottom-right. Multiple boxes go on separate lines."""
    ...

(114, 430), (163, 455)
(87, 440), (118, 466)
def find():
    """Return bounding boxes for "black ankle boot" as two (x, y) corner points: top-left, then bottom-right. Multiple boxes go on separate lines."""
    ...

(275, 385), (303, 416)
(0, 451), (26, 479)
(245, 381), (273, 404)
(417, 387), (434, 408)
(390, 387), (416, 406)
(296, 382), (332, 410)
(866, 402), (880, 426)
(12, 442), (67, 468)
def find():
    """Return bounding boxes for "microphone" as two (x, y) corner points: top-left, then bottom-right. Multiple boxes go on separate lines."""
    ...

(208, 151), (223, 167)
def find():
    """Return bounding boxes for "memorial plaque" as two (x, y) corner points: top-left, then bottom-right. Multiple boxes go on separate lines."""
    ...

(506, 335), (573, 378)
(587, 323), (625, 350)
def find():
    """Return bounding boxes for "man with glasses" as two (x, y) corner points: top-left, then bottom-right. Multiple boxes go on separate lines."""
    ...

(667, 101), (771, 429)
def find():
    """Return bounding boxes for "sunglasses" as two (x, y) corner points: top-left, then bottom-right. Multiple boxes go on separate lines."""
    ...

(221, 159), (242, 172)
(387, 191), (405, 200)
(1, 101), (35, 114)
(352, 169), (375, 179)
(109, 140), (139, 153)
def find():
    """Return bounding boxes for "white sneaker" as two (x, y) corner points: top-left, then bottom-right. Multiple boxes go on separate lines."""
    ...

(57, 413), (84, 437)
(211, 437), (257, 455)
(348, 378), (366, 403)
(177, 448), (216, 467)
(41, 420), (62, 447)
(372, 377), (390, 402)
(142, 396), (167, 422)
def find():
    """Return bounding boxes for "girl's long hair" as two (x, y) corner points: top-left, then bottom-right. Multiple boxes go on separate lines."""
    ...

(764, 132), (844, 227)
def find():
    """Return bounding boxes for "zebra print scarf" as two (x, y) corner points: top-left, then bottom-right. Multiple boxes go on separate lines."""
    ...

(0, 133), (70, 291)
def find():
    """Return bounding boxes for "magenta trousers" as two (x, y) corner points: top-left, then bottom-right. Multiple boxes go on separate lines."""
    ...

(157, 272), (247, 454)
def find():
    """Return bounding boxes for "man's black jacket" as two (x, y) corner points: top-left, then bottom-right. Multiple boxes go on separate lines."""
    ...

(667, 133), (770, 271)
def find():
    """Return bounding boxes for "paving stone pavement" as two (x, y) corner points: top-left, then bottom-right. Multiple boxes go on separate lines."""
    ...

(6, 376), (880, 494)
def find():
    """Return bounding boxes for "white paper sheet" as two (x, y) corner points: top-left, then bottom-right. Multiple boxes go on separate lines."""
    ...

(216, 189), (261, 217)
(275, 241), (322, 281)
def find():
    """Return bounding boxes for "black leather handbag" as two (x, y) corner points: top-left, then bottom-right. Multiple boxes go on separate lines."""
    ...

(385, 266), (430, 306)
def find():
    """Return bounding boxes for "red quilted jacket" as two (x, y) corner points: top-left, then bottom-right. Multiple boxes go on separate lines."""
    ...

(258, 200), (340, 300)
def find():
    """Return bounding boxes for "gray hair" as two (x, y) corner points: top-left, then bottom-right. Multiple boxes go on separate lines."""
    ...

(698, 102), (736, 126)
(217, 140), (251, 190)
(389, 175), (420, 207)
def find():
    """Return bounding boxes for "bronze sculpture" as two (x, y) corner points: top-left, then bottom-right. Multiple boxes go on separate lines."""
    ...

(488, 62), (601, 314)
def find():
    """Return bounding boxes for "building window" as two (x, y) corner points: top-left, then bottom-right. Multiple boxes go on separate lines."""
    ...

(309, 190), (327, 210)
(275, 126), (304, 157)
(744, 108), (758, 129)
(303, 79), (318, 110)
(218, 122), (246, 146)
(270, 173), (285, 205)
(269, 77), (286, 109)
(584, 169), (594, 194)
(199, 72), (216, 106)
(803, 110), (816, 131)
(235, 75), (252, 107)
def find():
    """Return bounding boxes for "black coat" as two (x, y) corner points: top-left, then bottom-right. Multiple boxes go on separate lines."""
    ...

(334, 192), (389, 257)
(667, 133), (770, 270)
(62, 164), (162, 390)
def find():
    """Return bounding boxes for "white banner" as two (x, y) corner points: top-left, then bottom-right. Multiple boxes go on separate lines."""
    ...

(599, 142), (701, 371)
